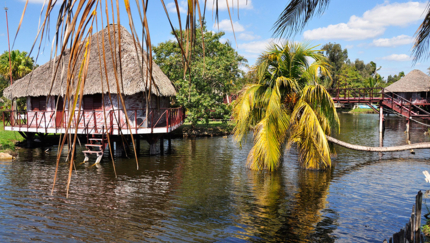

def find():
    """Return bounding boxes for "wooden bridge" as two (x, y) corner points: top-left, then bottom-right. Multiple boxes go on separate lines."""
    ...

(328, 87), (430, 120)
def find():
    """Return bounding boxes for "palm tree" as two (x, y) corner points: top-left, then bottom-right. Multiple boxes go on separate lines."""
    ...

(233, 42), (339, 171)
(0, 50), (35, 81)
(272, 0), (430, 62)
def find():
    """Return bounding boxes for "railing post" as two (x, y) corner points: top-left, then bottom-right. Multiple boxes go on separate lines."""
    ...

(400, 100), (403, 115)
(166, 109), (169, 132)
(94, 111), (97, 133)
(409, 98), (412, 118)
(35, 111), (38, 131)
(135, 109), (137, 134)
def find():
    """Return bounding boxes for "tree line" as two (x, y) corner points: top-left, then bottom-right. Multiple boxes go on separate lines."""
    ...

(318, 42), (405, 90)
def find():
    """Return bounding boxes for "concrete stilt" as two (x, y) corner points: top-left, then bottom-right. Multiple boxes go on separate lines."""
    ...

(149, 142), (158, 155)
(135, 136), (141, 156)
(168, 134), (172, 153)
(160, 137), (164, 155)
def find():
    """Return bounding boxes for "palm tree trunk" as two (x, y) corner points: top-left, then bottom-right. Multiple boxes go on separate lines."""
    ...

(327, 135), (430, 152)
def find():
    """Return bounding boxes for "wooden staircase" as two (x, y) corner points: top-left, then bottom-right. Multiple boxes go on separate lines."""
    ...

(83, 135), (108, 163)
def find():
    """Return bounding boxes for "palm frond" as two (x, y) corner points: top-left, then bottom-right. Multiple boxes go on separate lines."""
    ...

(289, 99), (332, 169)
(413, 2), (430, 62)
(272, 0), (331, 38)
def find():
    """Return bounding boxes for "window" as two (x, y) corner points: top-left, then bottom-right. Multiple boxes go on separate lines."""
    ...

(83, 94), (103, 110)
(32, 97), (46, 111)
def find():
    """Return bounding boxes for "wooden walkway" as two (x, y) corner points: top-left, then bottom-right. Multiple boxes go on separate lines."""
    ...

(329, 88), (430, 120)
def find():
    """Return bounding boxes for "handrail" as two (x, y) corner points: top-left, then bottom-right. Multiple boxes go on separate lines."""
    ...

(1, 107), (185, 134)
(383, 92), (430, 116)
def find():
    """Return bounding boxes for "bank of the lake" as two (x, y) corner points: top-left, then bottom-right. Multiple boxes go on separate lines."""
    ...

(0, 122), (24, 153)
(171, 120), (235, 138)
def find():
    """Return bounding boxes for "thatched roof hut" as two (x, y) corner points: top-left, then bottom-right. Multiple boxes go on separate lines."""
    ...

(385, 69), (430, 93)
(4, 25), (176, 100)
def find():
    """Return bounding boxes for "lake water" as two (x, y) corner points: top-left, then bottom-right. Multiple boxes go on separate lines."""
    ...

(1, 113), (430, 242)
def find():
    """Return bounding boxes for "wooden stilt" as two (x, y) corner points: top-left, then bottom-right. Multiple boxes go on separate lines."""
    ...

(379, 103), (384, 134)
(406, 119), (410, 133)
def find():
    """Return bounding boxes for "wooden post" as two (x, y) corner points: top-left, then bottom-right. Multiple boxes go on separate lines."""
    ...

(406, 119), (410, 133)
(387, 191), (423, 243)
(379, 103), (384, 134)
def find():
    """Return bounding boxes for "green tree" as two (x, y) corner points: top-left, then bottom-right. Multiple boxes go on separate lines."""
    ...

(0, 50), (35, 81)
(0, 75), (8, 98)
(386, 71), (405, 86)
(233, 42), (338, 171)
(153, 24), (247, 126)
(320, 42), (348, 88)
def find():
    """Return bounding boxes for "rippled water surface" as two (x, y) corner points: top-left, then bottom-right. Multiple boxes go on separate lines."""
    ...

(1, 113), (430, 242)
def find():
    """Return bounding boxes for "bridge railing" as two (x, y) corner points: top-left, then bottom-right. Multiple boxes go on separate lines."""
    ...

(383, 91), (430, 117)
(327, 87), (385, 101)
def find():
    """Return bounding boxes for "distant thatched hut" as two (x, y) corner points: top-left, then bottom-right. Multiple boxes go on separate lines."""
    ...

(385, 69), (430, 105)
(2, 25), (184, 157)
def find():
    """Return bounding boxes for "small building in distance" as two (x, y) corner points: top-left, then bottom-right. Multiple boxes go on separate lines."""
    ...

(2, 25), (184, 158)
(385, 69), (430, 105)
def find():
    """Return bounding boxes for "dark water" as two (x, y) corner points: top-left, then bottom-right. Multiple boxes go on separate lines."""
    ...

(1, 114), (430, 242)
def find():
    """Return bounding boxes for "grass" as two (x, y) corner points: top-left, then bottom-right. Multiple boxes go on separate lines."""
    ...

(0, 122), (25, 151)
(349, 108), (377, 114)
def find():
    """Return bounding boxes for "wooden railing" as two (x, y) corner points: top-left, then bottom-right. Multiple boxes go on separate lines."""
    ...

(1, 107), (185, 135)
(327, 87), (385, 101)
(382, 92), (430, 118)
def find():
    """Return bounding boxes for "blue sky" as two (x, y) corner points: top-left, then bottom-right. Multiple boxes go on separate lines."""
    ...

(0, 0), (429, 79)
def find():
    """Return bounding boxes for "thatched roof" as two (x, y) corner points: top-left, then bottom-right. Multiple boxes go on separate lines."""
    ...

(385, 69), (430, 93)
(4, 25), (176, 99)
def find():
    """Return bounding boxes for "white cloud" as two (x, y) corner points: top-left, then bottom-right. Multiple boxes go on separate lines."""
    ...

(381, 54), (411, 61)
(209, 0), (253, 10)
(0, 33), (4, 37)
(304, 2), (426, 41)
(167, 1), (187, 14)
(213, 19), (245, 32)
(372, 35), (414, 47)
(238, 32), (260, 41)
(345, 45), (354, 49)
(238, 38), (285, 54)
(304, 23), (384, 40)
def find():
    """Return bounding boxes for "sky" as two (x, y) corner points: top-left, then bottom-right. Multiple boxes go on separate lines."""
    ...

(0, 0), (429, 79)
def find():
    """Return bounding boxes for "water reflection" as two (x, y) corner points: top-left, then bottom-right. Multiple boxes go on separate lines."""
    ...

(0, 114), (430, 242)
